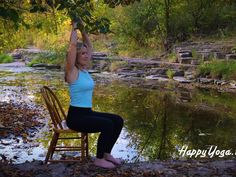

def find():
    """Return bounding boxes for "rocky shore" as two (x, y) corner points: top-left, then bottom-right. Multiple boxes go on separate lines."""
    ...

(8, 41), (236, 93)
(1, 42), (236, 176)
(0, 100), (235, 176)
(0, 94), (235, 177)
(1, 159), (235, 177)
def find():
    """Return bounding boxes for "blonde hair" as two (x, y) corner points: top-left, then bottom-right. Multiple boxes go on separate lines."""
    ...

(76, 42), (87, 52)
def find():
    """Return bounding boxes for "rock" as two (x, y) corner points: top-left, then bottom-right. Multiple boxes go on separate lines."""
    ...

(174, 70), (184, 77)
(88, 69), (100, 74)
(14, 160), (44, 171)
(117, 68), (133, 72)
(149, 68), (167, 75)
(214, 52), (226, 59)
(1, 139), (14, 145)
(10, 53), (22, 60)
(31, 64), (61, 69)
(38, 154), (45, 158)
(118, 71), (144, 78)
(45, 64), (61, 69)
(179, 52), (192, 58)
(0, 61), (25, 67)
(200, 52), (212, 61)
(226, 54), (236, 60)
(13, 48), (46, 55)
(179, 57), (192, 64)
(198, 78), (214, 84)
(175, 49), (192, 54)
(173, 76), (193, 83)
(185, 74), (195, 80)
(92, 56), (108, 60)
(191, 59), (200, 65)
(92, 52), (108, 57)
(32, 63), (48, 67)
(177, 90), (192, 102)
(229, 82), (236, 89)
(214, 80), (228, 86)
(176, 50), (193, 64)
(188, 167), (212, 176)
(145, 75), (169, 81)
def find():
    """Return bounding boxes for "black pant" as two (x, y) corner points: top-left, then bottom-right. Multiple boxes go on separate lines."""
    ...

(66, 106), (124, 158)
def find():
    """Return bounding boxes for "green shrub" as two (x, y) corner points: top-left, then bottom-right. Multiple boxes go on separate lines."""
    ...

(166, 69), (175, 79)
(27, 51), (66, 67)
(167, 53), (177, 62)
(109, 61), (128, 72)
(197, 60), (236, 80)
(0, 54), (13, 63)
(27, 58), (39, 67)
(191, 48), (202, 60)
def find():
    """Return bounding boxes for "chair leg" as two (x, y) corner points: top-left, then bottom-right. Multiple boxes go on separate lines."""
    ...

(81, 133), (89, 160)
(45, 132), (59, 164)
(81, 133), (85, 160)
(85, 133), (89, 158)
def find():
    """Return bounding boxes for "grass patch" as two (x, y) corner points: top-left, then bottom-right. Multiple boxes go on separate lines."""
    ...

(0, 54), (13, 63)
(197, 60), (236, 80)
(167, 52), (177, 62)
(166, 69), (175, 79)
(109, 61), (129, 72)
(27, 51), (66, 67)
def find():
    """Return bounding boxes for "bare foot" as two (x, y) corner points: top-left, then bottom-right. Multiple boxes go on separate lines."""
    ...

(93, 158), (116, 169)
(104, 153), (122, 165)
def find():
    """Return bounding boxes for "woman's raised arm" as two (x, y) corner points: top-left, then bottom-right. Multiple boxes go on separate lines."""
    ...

(78, 19), (93, 59)
(65, 22), (78, 83)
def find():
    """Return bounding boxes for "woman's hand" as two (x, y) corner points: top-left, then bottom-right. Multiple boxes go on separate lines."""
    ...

(72, 21), (78, 30)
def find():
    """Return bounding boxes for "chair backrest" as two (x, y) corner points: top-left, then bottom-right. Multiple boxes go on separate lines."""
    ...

(41, 86), (66, 129)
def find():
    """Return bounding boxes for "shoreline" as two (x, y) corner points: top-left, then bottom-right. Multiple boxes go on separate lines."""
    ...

(1, 61), (236, 94)
(1, 159), (235, 176)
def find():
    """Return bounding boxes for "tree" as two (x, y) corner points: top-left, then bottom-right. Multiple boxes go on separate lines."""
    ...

(0, 0), (140, 34)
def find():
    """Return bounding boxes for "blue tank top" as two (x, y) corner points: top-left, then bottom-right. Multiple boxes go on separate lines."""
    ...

(69, 70), (95, 108)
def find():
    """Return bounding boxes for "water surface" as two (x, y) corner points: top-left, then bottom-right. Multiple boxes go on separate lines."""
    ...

(0, 63), (236, 163)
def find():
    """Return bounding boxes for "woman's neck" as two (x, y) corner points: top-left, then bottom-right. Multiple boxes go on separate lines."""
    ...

(75, 64), (87, 71)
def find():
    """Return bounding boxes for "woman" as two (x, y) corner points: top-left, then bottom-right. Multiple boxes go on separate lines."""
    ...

(65, 21), (124, 169)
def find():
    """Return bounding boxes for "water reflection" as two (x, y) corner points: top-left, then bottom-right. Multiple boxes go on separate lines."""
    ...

(0, 67), (236, 163)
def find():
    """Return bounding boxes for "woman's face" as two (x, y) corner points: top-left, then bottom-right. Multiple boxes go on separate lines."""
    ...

(76, 47), (89, 68)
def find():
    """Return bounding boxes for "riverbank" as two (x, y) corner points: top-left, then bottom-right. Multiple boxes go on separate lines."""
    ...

(1, 61), (236, 94)
(1, 61), (236, 176)
(8, 40), (236, 92)
(1, 159), (235, 177)
(0, 101), (235, 176)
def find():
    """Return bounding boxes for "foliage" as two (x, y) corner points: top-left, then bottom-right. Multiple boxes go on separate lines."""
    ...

(109, 61), (129, 72)
(0, 54), (13, 63)
(106, 0), (236, 53)
(112, 1), (163, 49)
(191, 48), (201, 60)
(27, 51), (65, 66)
(0, 102), (44, 137)
(0, 0), (236, 59)
(0, 0), (139, 35)
(197, 60), (236, 79)
(166, 69), (175, 79)
(167, 52), (177, 62)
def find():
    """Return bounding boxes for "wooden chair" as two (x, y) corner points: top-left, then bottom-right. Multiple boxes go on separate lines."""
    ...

(41, 86), (89, 164)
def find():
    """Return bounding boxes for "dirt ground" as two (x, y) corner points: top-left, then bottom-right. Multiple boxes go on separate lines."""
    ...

(0, 159), (236, 177)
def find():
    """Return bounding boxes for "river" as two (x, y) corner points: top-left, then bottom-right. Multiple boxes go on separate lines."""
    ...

(0, 62), (236, 164)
